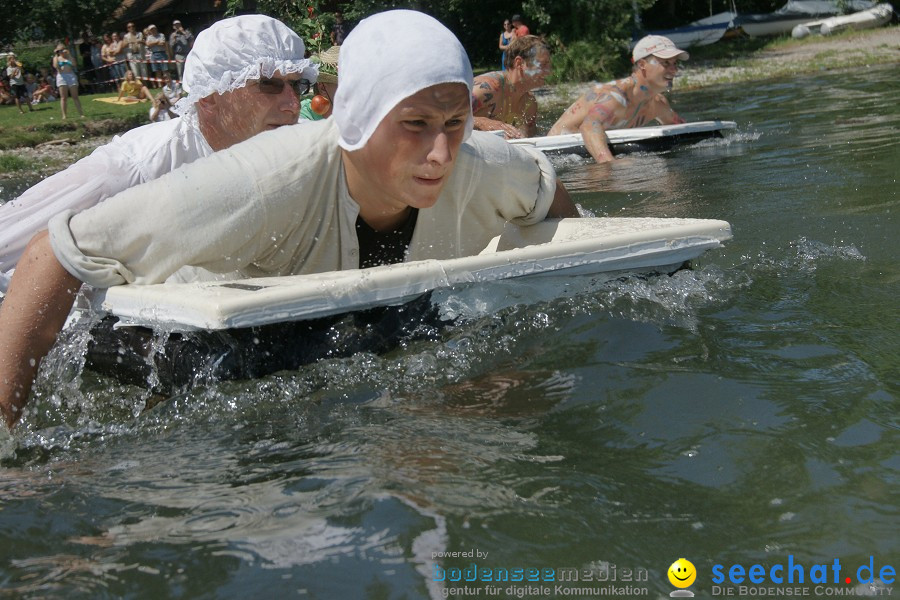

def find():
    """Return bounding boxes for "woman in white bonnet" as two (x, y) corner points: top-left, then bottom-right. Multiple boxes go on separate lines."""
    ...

(0, 10), (577, 428)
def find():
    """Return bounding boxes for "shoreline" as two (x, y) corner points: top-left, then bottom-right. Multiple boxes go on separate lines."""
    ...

(2, 26), (898, 182)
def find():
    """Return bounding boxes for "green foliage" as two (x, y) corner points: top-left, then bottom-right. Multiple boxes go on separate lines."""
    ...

(10, 45), (57, 74)
(22, 0), (122, 42)
(547, 38), (630, 83)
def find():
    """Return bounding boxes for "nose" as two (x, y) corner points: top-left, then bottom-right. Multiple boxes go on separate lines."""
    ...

(427, 131), (453, 166)
(281, 84), (300, 117)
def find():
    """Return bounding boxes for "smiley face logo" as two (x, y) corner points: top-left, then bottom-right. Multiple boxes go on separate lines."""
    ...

(668, 558), (697, 588)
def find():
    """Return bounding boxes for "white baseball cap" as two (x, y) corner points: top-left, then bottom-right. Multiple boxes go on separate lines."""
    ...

(632, 35), (689, 62)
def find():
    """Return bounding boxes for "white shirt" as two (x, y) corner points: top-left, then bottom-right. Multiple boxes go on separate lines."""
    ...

(49, 120), (557, 288)
(0, 116), (213, 292)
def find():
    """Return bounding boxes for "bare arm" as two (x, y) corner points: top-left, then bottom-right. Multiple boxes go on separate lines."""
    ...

(0, 231), (80, 428)
(580, 106), (616, 164)
(546, 180), (579, 218)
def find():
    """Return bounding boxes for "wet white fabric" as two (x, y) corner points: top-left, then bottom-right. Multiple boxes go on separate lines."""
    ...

(49, 121), (557, 288)
(173, 14), (318, 120)
(0, 118), (213, 293)
(334, 10), (473, 151)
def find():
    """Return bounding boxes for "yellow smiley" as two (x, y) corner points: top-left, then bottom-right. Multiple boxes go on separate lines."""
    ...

(668, 558), (697, 588)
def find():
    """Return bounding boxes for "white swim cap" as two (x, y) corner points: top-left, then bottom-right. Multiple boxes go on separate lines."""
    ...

(333, 10), (473, 151)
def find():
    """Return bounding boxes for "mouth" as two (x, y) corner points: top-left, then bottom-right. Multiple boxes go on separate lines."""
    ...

(413, 175), (444, 186)
(672, 573), (692, 581)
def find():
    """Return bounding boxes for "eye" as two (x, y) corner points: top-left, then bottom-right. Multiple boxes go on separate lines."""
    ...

(402, 119), (427, 130)
(445, 118), (464, 128)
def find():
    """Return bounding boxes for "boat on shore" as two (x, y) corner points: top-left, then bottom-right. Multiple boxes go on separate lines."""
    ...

(735, 0), (875, 36)
(792, 2), (894, 37)
(638, 12), (737, 48)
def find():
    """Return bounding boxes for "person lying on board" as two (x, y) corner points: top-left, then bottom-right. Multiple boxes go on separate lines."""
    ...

(470, 35), (551, 139)
(548, 35), (688, 164)
(0, 15), (317, 294)
(0, 9), (579, 429)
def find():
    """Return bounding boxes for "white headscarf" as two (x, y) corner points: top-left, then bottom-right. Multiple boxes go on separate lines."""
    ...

(334, 10), (474, 151)
(173, 15), (318, 118)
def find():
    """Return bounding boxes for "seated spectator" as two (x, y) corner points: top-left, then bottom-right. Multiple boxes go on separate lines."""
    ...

(149, 92), (177, 121)
(0, 80), (13, 105)
(116, 69), (154, 102)
(31, 78), (57, 103)
(159, 71), (183, 103)
(0, 10), (577, 428)
(24, 73), (38, 99)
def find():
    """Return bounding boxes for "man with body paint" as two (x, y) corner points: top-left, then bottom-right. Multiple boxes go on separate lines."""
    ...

(548, 35), (687, 164)
(471, 35), (551, 139)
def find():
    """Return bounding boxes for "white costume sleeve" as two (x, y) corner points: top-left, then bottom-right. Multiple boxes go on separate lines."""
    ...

(47, 122), (344, 287)
(0, 119), (211, 292)
(0, 142), (140, 287)
(408, 131), (557, 261)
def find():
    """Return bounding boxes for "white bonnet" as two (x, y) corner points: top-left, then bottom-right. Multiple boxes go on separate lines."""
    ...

(333, 10), (474, 151)
(173, 15), (318, 117)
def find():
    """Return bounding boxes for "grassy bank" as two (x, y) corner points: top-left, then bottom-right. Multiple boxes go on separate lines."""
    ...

(0, 93), (152, 176)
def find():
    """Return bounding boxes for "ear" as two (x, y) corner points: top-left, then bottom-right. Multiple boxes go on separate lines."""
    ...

(512, 55), (526, 71)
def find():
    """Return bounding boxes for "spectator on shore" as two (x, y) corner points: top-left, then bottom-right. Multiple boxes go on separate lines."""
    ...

(52, 44), (85, 119)
(169, 20), (194, 79)
(547, 35), (688, 164)
(0, 10), (577, 429)
(0, 15), (317, 296)
(499, 18), (516, 71)
(116, 69), (154, 102)
(0, 80), (13, 105)
(124, 22), (148, 79)
(111, 33), (128, 79)
(30, 75), (56, 103)
(149, 92), (177, 121)
(146, 25), (170, 82)
(512, 14), (530, 36)
(101, 34), (120, 81)
(331, 11), (350, 46)
(299, 45), (338, 121)
(6, 55), (34, 113)
(90, 38), (106, 86)
(24, 73), (38, 100)
(471, 35), (551, 139)
(159, 71), (184, 103)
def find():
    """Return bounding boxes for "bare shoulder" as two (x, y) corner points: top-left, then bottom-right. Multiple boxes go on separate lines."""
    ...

(473, 72), (505, 93)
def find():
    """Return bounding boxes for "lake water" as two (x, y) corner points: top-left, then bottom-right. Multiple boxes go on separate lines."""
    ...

(1, 65), (897, 598)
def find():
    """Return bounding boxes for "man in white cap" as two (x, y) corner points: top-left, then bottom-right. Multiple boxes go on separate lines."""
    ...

(0, 15), (317, 293)
(548, 34), (688, 164)
(0, 9), (577, 429)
